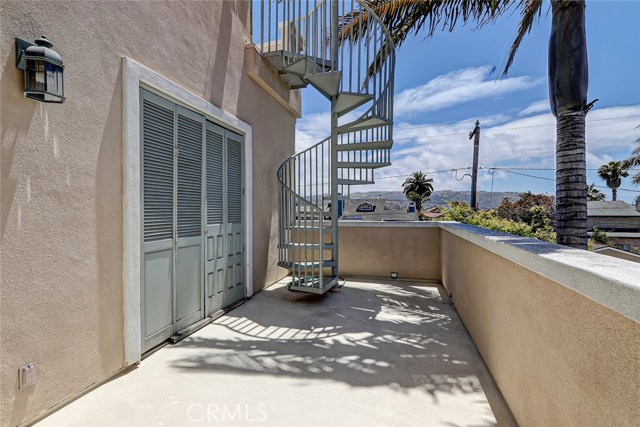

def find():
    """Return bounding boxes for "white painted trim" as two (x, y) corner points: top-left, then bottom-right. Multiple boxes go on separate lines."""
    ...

(122, 57), (254, 364)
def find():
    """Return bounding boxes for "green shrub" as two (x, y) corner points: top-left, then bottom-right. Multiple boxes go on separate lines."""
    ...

(439, 202), (556, 243)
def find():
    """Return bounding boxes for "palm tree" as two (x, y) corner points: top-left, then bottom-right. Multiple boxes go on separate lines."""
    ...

(344, 0), (594, 249)
(624, 128), (640, 186)
(597, 161), (629, 201)
(586, 183), (605, 201)
(402, 171), (434, 212)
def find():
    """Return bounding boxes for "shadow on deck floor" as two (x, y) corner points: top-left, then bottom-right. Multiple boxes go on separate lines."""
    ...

(37, 278), (516, 427)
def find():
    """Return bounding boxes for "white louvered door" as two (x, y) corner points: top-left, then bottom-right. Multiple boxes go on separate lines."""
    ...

(141, 89), (245, 352)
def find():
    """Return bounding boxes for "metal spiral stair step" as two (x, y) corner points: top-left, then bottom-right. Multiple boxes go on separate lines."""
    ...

(334, 92), (374, 117)
(336, 139), (393, 151)
(278, 260), (337, 270)
(279, 73), (308, 89)
(284, 224), (333, 230)
(265, 50), (335, 73)
(279, 243), (335, 250)
(305, 71), (342, 98)
(337, 115), (390, 134)
(288, 276), (340, 294)
(336, 178), (375, 185)
(283, 57), (324, 76)
(337, 161), (392, 169)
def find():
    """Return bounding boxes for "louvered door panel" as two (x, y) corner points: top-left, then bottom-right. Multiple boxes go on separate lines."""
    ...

(207, 126), (224, 225)
(177, 113), (203, 237)
(205, 122), (226, 315)
(175, 106), (204, 331)
(140, 89), (245, 349)
(143, 100), (174, 242)
(224, 130), (244, 306)
(227, 133), (243, 223)
(141, 90), (175, 351)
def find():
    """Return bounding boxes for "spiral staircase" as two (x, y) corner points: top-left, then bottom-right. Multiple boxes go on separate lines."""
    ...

(258, 0), (395, 293)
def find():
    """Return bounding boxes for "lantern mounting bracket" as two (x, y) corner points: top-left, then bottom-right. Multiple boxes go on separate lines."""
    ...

(15, 38), (35, 71)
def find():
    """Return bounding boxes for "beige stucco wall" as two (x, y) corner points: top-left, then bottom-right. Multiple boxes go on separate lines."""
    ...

(1, 1), (294, 425)
(440, 230), (640, 426)
(339, 223), (441, 280)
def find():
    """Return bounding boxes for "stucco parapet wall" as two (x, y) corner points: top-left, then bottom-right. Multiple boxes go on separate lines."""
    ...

(245, 44), (301, 118)
(339, 221), (640, 324)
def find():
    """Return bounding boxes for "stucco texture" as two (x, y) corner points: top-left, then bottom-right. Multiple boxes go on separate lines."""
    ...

(441, 232), (640, 426)
(1, 1), (294, 425)
(339, 224), (442, 280)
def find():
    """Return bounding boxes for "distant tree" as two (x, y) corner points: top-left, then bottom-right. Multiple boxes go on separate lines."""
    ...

(402, 171), (434, 212)
(597, 161), (629, 201)
(495, 192), (555, 227)
(591, 227), (613, 246)
(623, 128), (640, 186)
(587, 182), (606, 201)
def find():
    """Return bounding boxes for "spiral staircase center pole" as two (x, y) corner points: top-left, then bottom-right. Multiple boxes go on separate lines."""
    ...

(330, 0), (340, 279)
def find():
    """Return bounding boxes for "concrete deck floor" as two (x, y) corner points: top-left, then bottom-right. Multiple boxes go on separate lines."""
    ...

(37, 278), (516, 427)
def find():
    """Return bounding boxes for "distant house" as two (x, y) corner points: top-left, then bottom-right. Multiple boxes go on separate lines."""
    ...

(356, 201), (376, 212)
(587, 201), (640, 252)
(420, 206), (445, 220)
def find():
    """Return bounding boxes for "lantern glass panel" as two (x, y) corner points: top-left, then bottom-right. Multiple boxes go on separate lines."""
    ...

(24, 58), (64, 103)
(45, 62), (64, 100)
(25, 59), (46, 92)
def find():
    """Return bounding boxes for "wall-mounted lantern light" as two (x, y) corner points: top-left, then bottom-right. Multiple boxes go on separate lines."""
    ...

(15, 36), (64, 103)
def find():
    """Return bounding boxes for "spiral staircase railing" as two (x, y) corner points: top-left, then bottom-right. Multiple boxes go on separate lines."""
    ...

(257, 0), (395, 293)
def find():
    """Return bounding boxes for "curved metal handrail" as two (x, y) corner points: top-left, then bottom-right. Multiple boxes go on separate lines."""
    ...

(269, 0), (396, 289)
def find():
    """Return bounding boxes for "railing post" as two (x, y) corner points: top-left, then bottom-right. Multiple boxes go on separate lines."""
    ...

(330, 0), (339, 68)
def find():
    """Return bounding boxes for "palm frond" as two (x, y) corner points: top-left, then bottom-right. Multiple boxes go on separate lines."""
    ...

(339, 0), (537, 79)
(503, 0), (544, 75)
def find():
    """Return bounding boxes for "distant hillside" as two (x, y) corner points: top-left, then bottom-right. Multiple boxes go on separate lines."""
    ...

(350, 190), (524, 210)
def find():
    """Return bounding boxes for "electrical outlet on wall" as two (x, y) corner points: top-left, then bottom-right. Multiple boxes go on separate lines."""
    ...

(19, 363), (36, 390)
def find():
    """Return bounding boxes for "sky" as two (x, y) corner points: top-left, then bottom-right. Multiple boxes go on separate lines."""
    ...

(294, 0), (640, 203)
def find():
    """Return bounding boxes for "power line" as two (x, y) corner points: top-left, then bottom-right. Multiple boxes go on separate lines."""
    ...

(375, 166), (640, 193)
(496, 169), (640, 193)
(377, 166), (639, 179)
(296, 113), (640, 141)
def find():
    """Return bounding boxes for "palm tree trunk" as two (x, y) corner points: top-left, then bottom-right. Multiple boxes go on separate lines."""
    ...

(549, 0), (589, 249)
(556, 111), (588, 248)
(612, 188), (617, 201)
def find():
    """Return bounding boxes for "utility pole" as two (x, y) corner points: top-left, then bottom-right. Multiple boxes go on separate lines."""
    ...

(468, 120), (480, 210)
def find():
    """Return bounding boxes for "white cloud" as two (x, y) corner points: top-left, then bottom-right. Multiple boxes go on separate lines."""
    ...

(520, 99), (550, 116)
(295, 70), (640, 199)
(353, 104), (640, 193)
(295, 110), (361, 151)
(394, 66), (544, 116)
(295, 112), (331, 151)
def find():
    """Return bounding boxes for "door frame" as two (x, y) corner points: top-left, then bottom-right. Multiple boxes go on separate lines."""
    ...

(122, 57), (253, 364)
